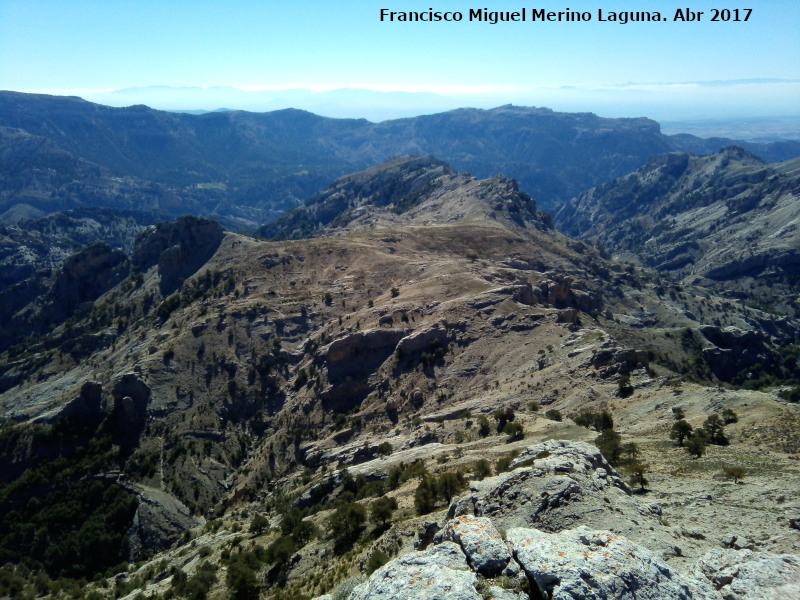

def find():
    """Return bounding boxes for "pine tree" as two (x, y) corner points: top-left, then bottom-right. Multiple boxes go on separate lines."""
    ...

(670, 420), (693, 447)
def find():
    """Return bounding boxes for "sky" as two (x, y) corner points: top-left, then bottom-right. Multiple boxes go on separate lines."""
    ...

(1, 0), (799, 122)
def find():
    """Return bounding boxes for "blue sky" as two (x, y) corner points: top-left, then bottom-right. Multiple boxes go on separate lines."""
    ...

(1, 1), (798, 120)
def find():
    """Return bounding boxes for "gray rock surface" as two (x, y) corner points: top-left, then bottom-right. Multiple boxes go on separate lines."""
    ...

(124, 483), (205, 559)
(508, 526), (718, 600)
(449, 440), (633, 530)
(447, 440), (681, 561)
(332, 521), (728, 600)
(693, 548), (800, 600)
(442, 515), (514, 577)
(347, 542), (481, 600)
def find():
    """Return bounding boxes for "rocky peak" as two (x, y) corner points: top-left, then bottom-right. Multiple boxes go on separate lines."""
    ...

(260, 156), (548, 240)
(131, 215), (224, 293)
(50, 241), (129, 308)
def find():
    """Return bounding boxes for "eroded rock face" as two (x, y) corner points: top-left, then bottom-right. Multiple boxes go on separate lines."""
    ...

(347, 542), (481, 600)
(111, 373), (150, 445)
(124, 484), (205, 560)
(394, 323), (450, 356)
(42, 380), (105, 423)
(508, 526), (717, 600)
(324, 329), (406, 380)
(693, 548), (800, 600)
(448, 440), (636, 532)
(50, 241), (129, 311)
(131, 216), (224, 294)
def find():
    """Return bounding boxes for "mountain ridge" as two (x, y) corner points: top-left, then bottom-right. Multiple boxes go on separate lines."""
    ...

(556, 146), (800, 316)
(2, 91), (799, 229)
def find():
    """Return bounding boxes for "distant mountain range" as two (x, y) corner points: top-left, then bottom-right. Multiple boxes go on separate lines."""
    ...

(2, 91), (799, 229)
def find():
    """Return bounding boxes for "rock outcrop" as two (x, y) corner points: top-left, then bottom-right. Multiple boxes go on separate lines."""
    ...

(49, 242), (129, 309)
(509, 526), (717, 600)
(441, 515), (515, 577)
(447, 441), (681, 561)
(44, 380), (105, 423)
(328, 518), (720, 600)
(693, 548), (800, 600)
(131, 216), (224, 294)
(449, 440), (634, 529)
(124, 483), (206, 560)
(347, 542), (480, 600)
(323, 329), (406, 381)
(111, 373), (151, 445)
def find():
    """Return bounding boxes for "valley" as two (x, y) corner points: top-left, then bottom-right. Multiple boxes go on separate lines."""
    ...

(0, 97), (798, 600)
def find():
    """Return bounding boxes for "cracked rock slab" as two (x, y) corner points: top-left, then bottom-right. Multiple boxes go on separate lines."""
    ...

(507, 526), (717, 600)
(348, 542), (481, 600)
(442, 515), (514, 577)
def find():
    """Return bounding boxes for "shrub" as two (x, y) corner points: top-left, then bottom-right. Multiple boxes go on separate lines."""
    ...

(528, 401), (539, 412)
(722, 466), (746, 484)
(625, 462), (649, 493)
(437, 471), (466, 503)
(226, 556), (259, 600)
(265, 536), (295, 568)
(703, 414), (729, 446)
(493, 409), (509, 433)
(685, 430), (708, 458)
(249, 513), (269, 535)
(495, 451), (519, 474)
(473, 459), (492, 481)
(367, 550), (390, 574)
(545, 409), (562, 422)
(503, 421), (525, 442)
(621, 442), (640, 465)
(618, 376), (634, 398)
(377, 442), (393, 456)
(594, 429), (623, 465)
(477, 416), (491, 437)
(328, 502), (367, 546)
(721, 408), (738, 424)
(574, 410), (613, 431)
(414, 476), (438, 515)
(370, 496), (398, 527)
(672, 406), (686, 420)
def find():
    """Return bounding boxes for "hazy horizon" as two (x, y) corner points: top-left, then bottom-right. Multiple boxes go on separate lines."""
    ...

(12, 80), (799, 134)
(2, 1), (798, 130)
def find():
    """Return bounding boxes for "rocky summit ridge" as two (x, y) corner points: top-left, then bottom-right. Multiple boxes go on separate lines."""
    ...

(315, 442), (798, 600)
(257, 155), (549, 240)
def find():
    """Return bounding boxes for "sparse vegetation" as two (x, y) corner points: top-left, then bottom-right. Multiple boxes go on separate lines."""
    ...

(504, 421), (525, 442)
(545, 409), (562, 422)
(370, 495), (398, 528)
(574, 409), (613, 431)
(722, 466), (747, 484)
(618, 375), (634, 398)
